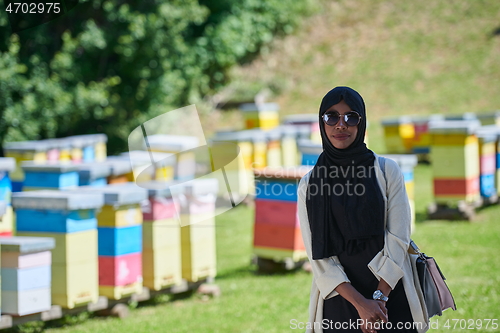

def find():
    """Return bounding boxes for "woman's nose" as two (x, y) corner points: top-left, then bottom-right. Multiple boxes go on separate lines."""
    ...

(335, 115), (348, 128)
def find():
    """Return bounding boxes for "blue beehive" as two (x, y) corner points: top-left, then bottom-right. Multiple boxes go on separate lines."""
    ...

(21, 162), (79, 190)
(298, 140), (322, 166)
(12, 190), (104, 309)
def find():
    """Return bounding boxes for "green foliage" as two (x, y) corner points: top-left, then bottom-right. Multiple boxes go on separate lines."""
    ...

(0, 0), (316, 154)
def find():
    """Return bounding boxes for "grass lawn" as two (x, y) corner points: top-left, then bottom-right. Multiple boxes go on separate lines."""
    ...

(12, 164), (495, 333)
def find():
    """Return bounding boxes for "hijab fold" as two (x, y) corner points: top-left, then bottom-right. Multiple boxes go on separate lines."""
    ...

(306, 87), (385, 259)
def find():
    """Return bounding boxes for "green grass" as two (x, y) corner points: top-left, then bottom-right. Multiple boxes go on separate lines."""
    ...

(14, 165), (496, 333)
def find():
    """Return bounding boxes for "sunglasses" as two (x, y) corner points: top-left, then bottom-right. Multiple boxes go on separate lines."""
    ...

(322, 111), (362, 127)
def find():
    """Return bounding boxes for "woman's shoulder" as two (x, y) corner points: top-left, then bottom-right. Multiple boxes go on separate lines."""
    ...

(373, 153), (402, 178)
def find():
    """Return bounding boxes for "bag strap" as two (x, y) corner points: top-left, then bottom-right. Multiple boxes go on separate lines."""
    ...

(379, 155), (420, 255)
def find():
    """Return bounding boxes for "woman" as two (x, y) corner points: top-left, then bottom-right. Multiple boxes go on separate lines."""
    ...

(298, 87), (428, 333)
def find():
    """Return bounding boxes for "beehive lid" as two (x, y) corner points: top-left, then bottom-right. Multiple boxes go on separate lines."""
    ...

(0, 157), (15, 172)
(381, 154), (418, 169)
(475, 111), (500, 120)
(254, 166), (313, 180)
(12, 190), (104, 210)
(282, 114), (319, 125)
(0, 236), (55, 253)
(239, 103), (279, 112)
(21, 161), (79, 173)
(46, 138), (72, 149)
(263, 129), (282, 141)
(3, 140), (49, 152)
(410, 114), (445, 125)
(444, 112), (477, 121)
(428, 120), (480, 134)
(248, 129), (267, 142)
(145, 135), (199, 152)
(76, 134), (108, 144)
(78, 162), (113, 179)
(475, 125), (500, 142)
(79, 183), (148, 205)
(381, 116), (413, 126)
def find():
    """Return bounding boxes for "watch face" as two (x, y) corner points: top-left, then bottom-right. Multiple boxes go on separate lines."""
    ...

(373, 290), (382, 299)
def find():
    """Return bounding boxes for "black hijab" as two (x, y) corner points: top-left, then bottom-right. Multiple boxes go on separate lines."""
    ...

(306, 86), (385, 259)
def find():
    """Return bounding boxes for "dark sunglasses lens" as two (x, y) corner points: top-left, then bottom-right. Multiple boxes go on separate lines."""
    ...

(345, 112), (361, 126)
(324, 113), (340, 126)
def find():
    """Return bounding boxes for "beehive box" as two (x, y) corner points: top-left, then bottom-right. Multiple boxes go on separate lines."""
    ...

(141, 185), (182, 290)
(0, 236), (55, 316)
(173, 179), (218, 282)
(253, 167), (311, 262)
(297, 140), (322, 166)
(476, 126), (499, 199)
(210, 130), (255, 196)
(12, 191), (102, 233)
(12, 190), (103, 309)
(382, 116), (415, 154)
(3, 141), (48, 192)
(240, 103), (280, 130)
(278, 125), (299, 167)
(429, 120), (481, 205)
(21, 162), (79, 190)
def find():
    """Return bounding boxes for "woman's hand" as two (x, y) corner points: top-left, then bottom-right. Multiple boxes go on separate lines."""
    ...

(334, 283), (389, 333)
(354, 299), (388, 333)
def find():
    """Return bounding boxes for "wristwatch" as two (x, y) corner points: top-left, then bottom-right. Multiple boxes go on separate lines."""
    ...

(372, 290), (389, 302)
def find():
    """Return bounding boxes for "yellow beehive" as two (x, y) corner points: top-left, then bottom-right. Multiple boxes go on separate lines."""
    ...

(265, 130), (282, 167)
(180, 215), (216, 282)
(99, 281), (142, 300)
(143, 218), (180, 250)
(429, 120), (481, 205)
(240, 103), (280, 130)
(210, 130), (255, 196)
(252, 131), (267, 169)
(3, 141), (48, 182)
(16, 230), (99, 308)
(431, 144), (480, 179)
(382, 116), (415, 154)
(52, 260), (99, 308)
(142, 246), (182, 290)
(97, 204), (143, 227)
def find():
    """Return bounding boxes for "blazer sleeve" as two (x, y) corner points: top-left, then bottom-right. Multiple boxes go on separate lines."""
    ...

(298, 172), (351, 300)
(367, 158), (412, 290)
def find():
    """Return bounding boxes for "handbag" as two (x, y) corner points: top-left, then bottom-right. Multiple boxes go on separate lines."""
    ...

(409, 240), (456, 318)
